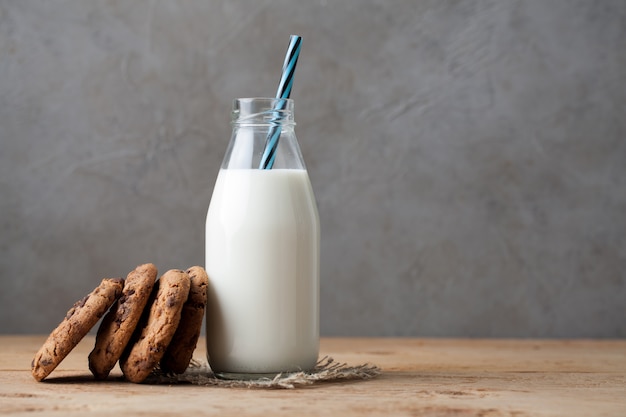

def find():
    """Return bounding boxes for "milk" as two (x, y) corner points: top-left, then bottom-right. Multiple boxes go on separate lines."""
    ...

(205, 168), (320, 375)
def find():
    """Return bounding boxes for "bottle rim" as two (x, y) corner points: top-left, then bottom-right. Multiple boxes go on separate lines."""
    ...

(232, 98), (295, 126)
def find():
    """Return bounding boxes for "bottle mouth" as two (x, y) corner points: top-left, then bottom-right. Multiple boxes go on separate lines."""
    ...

(232, 98), (295, 126)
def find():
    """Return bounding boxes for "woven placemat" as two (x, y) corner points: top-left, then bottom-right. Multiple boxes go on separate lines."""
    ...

(147, 356), (381, 389)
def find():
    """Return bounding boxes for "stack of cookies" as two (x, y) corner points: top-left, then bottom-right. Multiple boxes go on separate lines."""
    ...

(31, 264), (208, 383)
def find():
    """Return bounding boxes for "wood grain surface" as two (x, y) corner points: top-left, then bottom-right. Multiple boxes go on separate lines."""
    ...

(1, 336), (625, 416)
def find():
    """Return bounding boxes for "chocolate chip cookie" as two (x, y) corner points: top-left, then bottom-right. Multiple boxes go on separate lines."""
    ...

(88, 263), (158, 379)
(31, 278), (124, 382)
(160, 266), (208, 374)
(119, 269), (190, 383)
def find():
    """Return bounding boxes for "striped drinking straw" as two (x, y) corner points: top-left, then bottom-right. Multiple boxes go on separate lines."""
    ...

(259, 35), (302, 169)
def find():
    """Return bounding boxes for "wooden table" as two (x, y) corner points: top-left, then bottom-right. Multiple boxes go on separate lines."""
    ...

(1, 336), (625, 416)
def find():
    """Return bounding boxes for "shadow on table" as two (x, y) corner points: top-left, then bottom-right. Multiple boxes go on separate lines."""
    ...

(42, 374), (128, 385)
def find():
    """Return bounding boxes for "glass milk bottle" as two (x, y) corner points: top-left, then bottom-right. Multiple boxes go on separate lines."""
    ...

(205, 98), (320, 379)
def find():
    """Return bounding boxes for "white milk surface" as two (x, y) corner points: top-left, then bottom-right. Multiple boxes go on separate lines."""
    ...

(205, 169), (320, 374)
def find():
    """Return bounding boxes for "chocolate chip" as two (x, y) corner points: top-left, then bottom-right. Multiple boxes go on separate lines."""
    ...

(166, 295), (177, 308)
(76, 295), (89, 308)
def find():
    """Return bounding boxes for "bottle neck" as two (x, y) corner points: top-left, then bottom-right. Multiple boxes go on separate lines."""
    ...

(221, 98), (304, 170)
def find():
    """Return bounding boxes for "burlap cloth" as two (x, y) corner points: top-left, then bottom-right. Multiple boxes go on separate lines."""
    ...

(148, 356), (381, 389)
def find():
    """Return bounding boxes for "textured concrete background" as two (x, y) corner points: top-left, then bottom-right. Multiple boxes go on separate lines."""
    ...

(1, 1), (625, 337)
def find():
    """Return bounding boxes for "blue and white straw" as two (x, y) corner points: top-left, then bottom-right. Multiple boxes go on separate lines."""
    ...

(259, 35), (302, 170)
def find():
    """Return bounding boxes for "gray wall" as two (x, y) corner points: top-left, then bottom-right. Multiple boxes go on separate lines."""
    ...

(1, 0), (625, 337)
